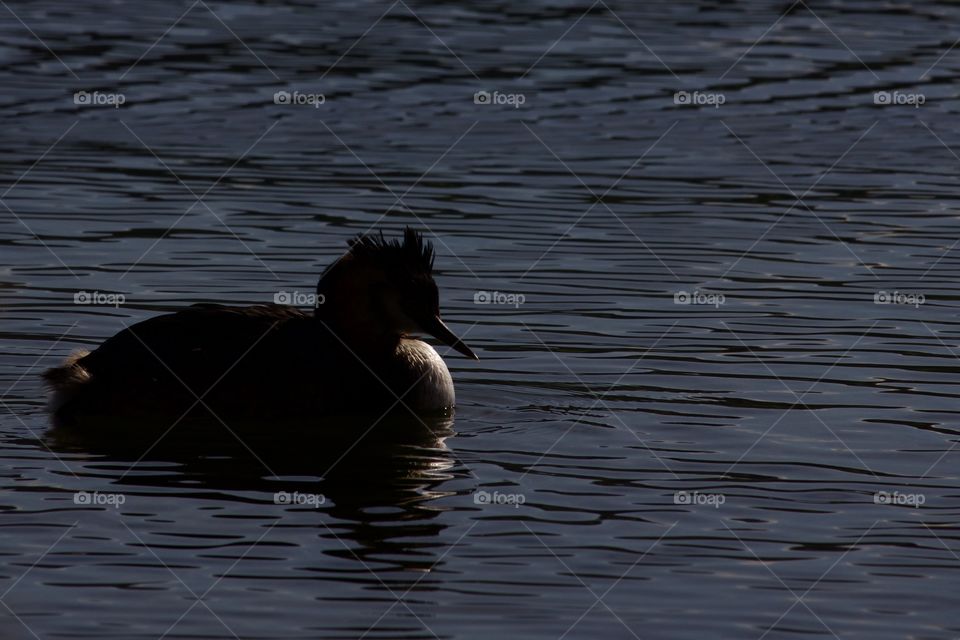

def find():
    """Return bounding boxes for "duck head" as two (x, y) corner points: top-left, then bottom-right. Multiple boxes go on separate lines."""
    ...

(315, 228), (478, 360)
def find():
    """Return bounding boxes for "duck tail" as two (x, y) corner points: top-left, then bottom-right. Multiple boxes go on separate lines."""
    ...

(42, 350), (92, 414)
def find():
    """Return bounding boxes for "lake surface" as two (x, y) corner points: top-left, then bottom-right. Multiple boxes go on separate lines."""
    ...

(2, 1), (960, 638)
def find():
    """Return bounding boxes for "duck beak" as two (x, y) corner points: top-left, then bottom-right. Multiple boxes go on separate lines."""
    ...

(422, 315), (478, 360)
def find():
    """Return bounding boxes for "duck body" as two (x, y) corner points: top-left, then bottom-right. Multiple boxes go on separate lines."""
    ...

(46, 304), (454, 425)
(44, 229), (476, 428)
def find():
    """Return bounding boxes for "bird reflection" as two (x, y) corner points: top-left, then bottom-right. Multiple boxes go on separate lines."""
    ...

(43, 411), (461, 569)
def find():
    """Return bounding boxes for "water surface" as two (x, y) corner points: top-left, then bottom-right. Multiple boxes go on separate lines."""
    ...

(2, 1), (960, 638)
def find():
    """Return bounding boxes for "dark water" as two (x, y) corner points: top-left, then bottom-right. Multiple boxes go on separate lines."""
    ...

(2, 1), (960, 638)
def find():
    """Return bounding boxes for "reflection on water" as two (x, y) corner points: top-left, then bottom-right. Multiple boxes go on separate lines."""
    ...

(44, 413), (458, 565)
(3, 0), (960, 638)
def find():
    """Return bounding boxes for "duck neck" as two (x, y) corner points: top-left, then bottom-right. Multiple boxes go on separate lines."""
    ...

(314, 313), (402, 359)
(314, 270), (402, 359)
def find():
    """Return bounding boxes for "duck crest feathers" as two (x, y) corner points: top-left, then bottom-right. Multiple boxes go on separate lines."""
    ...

(347, 227), (434, 274)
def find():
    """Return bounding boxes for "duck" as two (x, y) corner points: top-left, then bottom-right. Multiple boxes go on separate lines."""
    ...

(44, 228), (477, 427)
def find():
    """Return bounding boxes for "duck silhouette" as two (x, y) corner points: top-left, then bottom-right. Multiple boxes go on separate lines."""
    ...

(44, 228), (477, 427)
